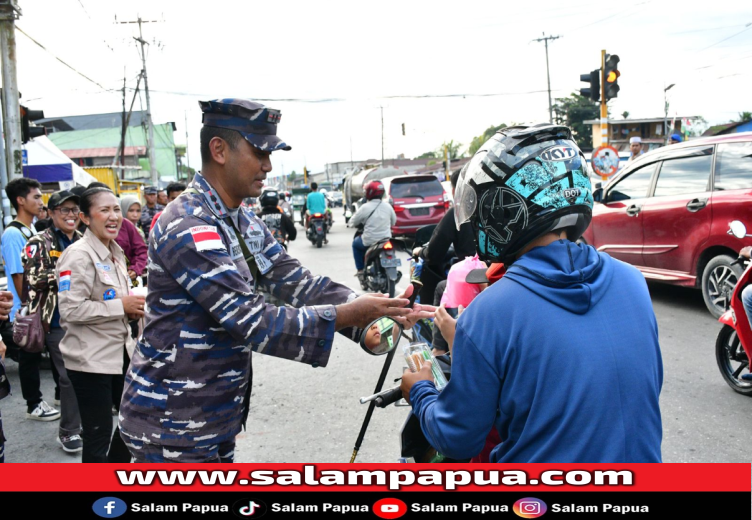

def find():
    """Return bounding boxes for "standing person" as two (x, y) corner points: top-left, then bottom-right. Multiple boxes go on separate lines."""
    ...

(1, 177), (60, 421)
(400, 124), (663, 463)
(257, 189), (296, 249)
(56, 187), (145, 463)
(156, 189), (168, 207)
(628, 136), (643, 162)
(23, 190), (84, 453)
(120, 195), (146, 242)
(139, 186), (163, 238)
(349, 181), (396, 280)
(150, 182), (186, 232)
(119, 98), (425, 463)
(115, 200), (148, 283)
(0, 291), (16, 463)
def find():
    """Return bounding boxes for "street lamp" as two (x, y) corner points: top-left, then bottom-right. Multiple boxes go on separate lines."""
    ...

(664, 83), (676, 145)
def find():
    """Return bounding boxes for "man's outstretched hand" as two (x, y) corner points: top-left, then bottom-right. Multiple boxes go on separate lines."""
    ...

(393, 283), (435, 329)
(334, 284), (435, 331)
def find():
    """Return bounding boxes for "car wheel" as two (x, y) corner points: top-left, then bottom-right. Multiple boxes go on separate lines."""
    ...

(702, 254), (743, 319)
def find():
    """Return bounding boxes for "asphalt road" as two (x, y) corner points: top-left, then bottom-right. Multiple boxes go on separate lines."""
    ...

(2, 214), (749, 463)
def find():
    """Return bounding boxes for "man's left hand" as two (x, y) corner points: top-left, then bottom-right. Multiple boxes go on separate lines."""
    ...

(400, 362), (434, 404)
(0, 291), (13, 321)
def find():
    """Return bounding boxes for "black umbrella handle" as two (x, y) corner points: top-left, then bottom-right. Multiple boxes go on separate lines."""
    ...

(350, 347), (397, 463)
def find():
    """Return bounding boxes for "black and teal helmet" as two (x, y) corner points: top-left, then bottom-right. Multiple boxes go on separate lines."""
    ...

(454, 123), (593, 264)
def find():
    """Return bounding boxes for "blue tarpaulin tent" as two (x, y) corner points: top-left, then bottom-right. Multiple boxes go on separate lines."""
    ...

(22, 136), (96, 186)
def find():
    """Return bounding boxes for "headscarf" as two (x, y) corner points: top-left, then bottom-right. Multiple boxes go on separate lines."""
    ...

(120, 195), (141, 218)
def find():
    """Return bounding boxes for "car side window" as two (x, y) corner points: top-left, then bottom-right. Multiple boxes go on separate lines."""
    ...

(606, 163), (657, 202)
(714, 141), (752, 191)
(653, 150), (713, 197)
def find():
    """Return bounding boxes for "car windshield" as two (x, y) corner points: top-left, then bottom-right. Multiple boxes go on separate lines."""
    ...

(390, 178), (444, 198)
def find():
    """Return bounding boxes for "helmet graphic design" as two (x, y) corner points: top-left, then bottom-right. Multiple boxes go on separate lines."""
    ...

(454, 123), (593, 263)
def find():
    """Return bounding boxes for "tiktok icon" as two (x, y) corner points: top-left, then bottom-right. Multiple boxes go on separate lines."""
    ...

(233, 499), (268, 518)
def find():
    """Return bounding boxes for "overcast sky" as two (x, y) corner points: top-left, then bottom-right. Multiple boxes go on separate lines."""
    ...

(15, 0), (752, 177)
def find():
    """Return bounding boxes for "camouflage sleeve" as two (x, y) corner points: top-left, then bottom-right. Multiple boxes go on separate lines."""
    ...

(156, 215), (339, 366)
(256, 228), (361, 343)
(23, 237), (55, 293)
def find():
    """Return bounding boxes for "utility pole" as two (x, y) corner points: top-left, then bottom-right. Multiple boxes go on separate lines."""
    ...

(118, 15), (160, 185)
(119, 69), (127, 178)
(184, 110), (189, 179)
(664, 83), (675, 145)
(532, 33), (561, 123)
(600, 49), (608, 150)
(0, 1), (22, 185)
(379, 106), (384, 165)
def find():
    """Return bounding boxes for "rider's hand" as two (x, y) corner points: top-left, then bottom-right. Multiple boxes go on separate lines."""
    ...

(412, 247), (423, 257)
(335, 293), (411, 330)
(400, 362), (434, 404)
(740, 246), (752, 260)
(392, 284), (436, 329)
(435, 304), (463, 353)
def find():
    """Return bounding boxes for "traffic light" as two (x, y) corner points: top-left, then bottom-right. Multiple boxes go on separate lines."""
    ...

(604, 54), (620, 100)
(579, 69), (600, 102)
(20, 105), (46, 144)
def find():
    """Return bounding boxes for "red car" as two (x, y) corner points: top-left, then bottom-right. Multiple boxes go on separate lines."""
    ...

(582, 131), (752, 318)
(381, 174), (450, 238)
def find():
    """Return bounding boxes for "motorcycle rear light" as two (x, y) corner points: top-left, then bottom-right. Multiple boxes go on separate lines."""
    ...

(313, 213), (323, 218)
(384, 241), (393, 250)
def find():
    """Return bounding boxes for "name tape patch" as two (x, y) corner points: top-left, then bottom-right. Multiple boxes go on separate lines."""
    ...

(59, 270), (71, 292)
(190, 225), (226, 252)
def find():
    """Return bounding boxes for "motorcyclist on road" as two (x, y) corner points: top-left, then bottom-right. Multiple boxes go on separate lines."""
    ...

(738, 246), (752, 381)
(350, 181), (396, 280)
(400, 123), (664, 463)
(258, 190), (297, 249)
(305, 182), (328, 243)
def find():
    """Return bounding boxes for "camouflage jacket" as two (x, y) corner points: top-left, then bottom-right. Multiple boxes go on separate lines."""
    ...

(119, 172), (359, 450)
(22, 227), (81, 331)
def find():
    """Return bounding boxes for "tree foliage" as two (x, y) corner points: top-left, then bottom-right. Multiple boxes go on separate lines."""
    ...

(468, 123), (508, 156)
(738, 112), (752, 123)
(415, 150), (438, 159)
(552, 93), (599, 150)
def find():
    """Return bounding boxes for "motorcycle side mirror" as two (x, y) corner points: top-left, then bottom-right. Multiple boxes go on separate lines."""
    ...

(729, 220), (747, 239)
(359, 317), (404, 356)
(592, 182), (603, 203)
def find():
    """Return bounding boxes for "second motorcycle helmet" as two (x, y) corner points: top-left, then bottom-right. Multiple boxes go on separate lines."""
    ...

(365, 180), (386, 200)
(259, 190), (279, 208)
(454, 123), (593, 264)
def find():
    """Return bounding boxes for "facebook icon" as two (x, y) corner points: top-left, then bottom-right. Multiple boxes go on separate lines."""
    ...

(92, 497), (128, 518)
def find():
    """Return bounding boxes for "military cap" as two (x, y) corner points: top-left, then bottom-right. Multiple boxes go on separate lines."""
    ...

(144, 186), (159, 195)
(199, 98), (292, 152)
(47, 190), (80, 210)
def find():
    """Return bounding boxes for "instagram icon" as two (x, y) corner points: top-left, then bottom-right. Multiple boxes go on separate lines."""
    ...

(513, 497), (547, 518)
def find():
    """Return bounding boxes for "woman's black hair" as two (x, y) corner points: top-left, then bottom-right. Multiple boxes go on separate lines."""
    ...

(80, 187), (114, 216)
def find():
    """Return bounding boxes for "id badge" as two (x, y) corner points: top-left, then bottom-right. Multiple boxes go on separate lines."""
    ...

(254, 253), (273, 274)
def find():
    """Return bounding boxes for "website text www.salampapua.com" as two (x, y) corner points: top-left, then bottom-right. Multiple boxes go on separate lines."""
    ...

(115, 466), (634, 490)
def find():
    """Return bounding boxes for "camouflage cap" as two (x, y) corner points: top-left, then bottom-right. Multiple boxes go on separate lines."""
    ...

(199, 98), (292, 152)
(47, 189), (79, 210)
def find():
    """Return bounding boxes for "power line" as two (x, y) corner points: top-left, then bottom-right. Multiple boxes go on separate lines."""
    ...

(16, 26), (111, 91)
(700, 22), (752, 51)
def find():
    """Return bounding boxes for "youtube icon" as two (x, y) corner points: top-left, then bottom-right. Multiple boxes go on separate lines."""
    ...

(373, 498), (408, 519)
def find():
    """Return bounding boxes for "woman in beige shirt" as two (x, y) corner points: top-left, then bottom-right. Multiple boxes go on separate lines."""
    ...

(56, 187), (145, 463)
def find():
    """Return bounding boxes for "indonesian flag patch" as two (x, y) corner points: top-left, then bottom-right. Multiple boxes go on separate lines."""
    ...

(59, 270), (71, 292)
(190, 225), (226, 252)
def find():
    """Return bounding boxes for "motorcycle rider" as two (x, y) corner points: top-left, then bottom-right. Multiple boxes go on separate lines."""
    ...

(257, 189), (297, 249)
(305, 182), (328, 243)
(738, 246), (752, 381)
(400, 124), (664, 463)
(349, 181), (396, 280)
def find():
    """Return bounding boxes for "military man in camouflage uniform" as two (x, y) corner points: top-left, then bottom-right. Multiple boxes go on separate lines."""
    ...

(139, 186), (163, 238)
(119, 99), (426, 463)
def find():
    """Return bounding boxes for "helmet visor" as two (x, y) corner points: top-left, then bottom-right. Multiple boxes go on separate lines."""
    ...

(454, 152), (496, 230)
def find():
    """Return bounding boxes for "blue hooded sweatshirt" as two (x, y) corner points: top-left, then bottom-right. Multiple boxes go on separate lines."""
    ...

(410, 240), (663, 463)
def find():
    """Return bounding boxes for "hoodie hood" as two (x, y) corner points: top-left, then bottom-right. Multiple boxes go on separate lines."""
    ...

(503, 240), (613, 315)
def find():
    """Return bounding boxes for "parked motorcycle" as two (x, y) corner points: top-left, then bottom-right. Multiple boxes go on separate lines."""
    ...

(350, 303), (465, 463)
(306, 213), (328, 248)
(715, 220), (752, 396)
